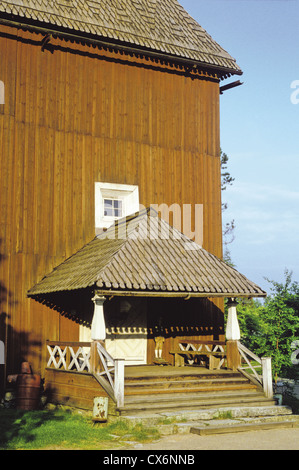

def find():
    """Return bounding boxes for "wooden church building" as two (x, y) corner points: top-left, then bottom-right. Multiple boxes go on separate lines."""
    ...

(0, 0), (268, 411)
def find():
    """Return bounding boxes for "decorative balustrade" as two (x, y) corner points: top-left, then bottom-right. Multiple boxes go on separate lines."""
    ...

(46, 340), (125, 408)
(170, 340), (226, 369)
(237, 342), (273, 398)
(46, 341), (91, 372)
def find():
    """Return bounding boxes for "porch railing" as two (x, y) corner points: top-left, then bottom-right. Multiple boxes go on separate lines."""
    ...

(46, 341), (125, 408)
(94, 341), (125, 408)
(47, 341), (92, 372)
(237, 342), (273, 398)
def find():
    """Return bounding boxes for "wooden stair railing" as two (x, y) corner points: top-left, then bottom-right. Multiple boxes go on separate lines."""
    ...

(92, 341), (125, 408)
(46, 340), (125, 408)
(237, 342), (273, 398)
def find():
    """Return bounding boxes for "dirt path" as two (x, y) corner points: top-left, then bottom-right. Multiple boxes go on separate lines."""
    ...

(127, 427), (299, 451)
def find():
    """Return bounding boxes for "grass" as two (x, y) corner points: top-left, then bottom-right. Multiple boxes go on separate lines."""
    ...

(0, 408), (160, 450)
(213, 410), (233, 420)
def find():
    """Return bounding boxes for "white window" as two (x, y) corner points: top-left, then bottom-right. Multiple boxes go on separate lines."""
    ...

(103, 198), (123, 218)
(95, 182), (139, 231)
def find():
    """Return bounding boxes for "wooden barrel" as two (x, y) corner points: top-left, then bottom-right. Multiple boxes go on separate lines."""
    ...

(16, 374), (41, 410)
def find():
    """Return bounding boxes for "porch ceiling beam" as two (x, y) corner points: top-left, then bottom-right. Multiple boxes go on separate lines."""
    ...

(95, 289), (266, 299)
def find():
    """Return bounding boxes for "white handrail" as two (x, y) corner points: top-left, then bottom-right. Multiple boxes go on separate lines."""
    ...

(237, 342), (273, 398)
(95, 341), (125, 408)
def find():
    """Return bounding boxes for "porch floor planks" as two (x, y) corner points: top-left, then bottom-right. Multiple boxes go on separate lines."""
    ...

(124, 365), (235, 379)
(124, 384), (258, 396)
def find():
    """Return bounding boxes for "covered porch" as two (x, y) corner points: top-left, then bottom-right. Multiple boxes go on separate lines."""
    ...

(44, 338), (274, 415)
(27, 208), (269, 413)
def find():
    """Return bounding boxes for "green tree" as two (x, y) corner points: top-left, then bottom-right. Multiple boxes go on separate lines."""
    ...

(220, 149), (235, 264)
(236, 298), (265, 352)
(236, 270), (299, 384)
(261, 270), (299, 383)
(221, 149), (235, 193)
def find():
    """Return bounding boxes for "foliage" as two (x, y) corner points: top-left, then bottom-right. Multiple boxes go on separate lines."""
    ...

(236, 298), (265, 352)
(220, 148), (235, 264)
(236, 270), (299, 382)
(220, 149), (235, 192)
(0, 409), (159, 450)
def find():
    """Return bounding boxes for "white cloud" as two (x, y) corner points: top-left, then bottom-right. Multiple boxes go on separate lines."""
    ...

(223, 181), (299, 246)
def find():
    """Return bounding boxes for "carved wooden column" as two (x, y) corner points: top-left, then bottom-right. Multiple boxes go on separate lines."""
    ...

(226, 298), (241, 370)
(90, 294), (106, 374)
(91, 294), (106, 341)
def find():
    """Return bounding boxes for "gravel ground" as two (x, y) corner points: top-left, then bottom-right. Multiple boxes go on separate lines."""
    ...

(133, 427), (299, 450)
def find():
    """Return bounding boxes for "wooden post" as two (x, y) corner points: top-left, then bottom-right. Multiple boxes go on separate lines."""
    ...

(226, 340), (241, 371)
(226, 299), (241, 370)
(262, 357), (273, 398)
(114, 359), (125, 408)
(90, 341), (98, 374)
(90, 340), (106, 374)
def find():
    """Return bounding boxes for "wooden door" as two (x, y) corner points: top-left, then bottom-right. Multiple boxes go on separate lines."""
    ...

(105, 299), (147, 365)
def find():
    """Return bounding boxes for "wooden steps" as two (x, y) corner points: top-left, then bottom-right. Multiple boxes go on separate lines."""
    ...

(117, 367), (277, 416)
(119, 393), (276, 416)
(124, 376), (256, 394)
(115, 367), (297, 435)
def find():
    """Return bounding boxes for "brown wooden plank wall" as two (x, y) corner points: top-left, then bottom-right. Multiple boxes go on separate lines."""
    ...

(0, 25), (223, 380)
(45, 369), (111, 411)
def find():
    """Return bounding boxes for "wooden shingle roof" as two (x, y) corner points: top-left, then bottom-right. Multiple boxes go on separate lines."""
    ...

(27, 208), (265, 299)
(0, 0), (242, 76)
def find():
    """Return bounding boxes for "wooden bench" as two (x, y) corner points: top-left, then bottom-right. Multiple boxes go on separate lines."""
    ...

(170, 340), (226, 370)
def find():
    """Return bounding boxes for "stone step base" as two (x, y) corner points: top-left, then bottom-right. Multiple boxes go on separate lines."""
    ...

(114, 405), (295, 432)
(190, 418), (298, 436)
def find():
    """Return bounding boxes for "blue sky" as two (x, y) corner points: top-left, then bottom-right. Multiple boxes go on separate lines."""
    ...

(180, 0), (299, 295)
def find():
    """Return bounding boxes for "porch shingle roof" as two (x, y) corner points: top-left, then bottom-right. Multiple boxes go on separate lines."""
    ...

(27, 208), (266, 299)
(0, 0), (242, 76)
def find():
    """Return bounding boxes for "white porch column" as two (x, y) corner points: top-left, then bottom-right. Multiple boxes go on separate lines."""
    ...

(226, 298), (241, 370)
(226, 298), (240, 341)
(91, 294), (106, 341)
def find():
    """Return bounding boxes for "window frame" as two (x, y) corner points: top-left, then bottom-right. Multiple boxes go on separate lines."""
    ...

(95, 182), (139, 230)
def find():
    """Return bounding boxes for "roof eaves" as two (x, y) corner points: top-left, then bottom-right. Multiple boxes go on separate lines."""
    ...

(0, 3), (242, 77)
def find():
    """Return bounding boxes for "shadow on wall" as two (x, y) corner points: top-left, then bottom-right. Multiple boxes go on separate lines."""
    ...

(147, 297), (225, 340)
(0, 244), (10, 398)
(0, 242), (42, 398)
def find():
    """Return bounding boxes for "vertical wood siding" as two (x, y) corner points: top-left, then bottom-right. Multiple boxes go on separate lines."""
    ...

(0, 26), (223, 377)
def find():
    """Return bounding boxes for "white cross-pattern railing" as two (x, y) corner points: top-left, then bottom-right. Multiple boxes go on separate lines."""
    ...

(237, 342), (273, 398)
(178, 342), (225, 353)
(46, 340), (125, 408)
(46, 341), (91, 372)
(178, 340), (226, 368)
